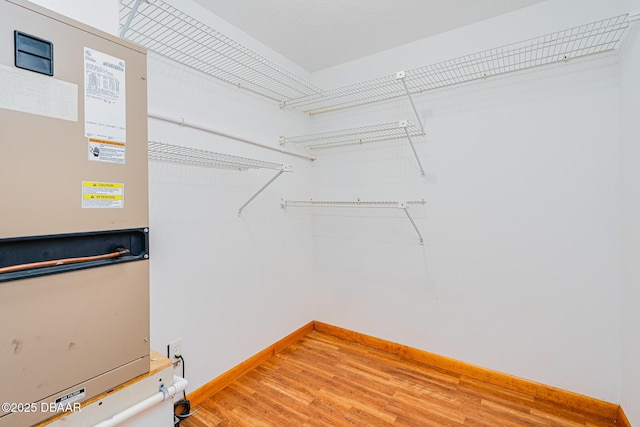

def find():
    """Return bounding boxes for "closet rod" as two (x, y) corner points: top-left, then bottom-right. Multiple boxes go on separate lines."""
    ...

(281, 199), (426, 244)
(281, 199), (425, 206)
(148, 112), (316, 162)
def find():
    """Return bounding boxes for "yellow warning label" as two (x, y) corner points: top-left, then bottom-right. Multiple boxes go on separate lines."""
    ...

(83, 181), (124, 188)
(82, 181), (124, 208)
(83, 194), (123, 200)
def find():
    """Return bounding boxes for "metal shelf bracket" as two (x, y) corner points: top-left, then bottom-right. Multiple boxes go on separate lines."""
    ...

(396, 71), (425, 133)
(398, 202), (424, 245)
(238, 165), (292, 216)
(395, 72), (428, 176)
(401, 121), (426, 177)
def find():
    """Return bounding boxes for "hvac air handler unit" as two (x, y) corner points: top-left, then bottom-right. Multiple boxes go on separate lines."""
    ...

(0, 1), (150, 425)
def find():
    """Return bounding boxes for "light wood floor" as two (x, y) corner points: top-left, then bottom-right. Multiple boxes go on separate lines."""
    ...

(181, 331), (615, 426)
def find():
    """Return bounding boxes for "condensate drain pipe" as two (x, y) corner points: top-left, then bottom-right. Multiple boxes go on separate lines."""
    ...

(94, 375), (188, 427)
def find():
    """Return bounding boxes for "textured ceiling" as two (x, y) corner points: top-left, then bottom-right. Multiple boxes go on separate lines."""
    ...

(193, 0), (545, 72)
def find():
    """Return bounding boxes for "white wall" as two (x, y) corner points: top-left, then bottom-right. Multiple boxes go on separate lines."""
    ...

(308, 0), (626, 404)
(618, 0), (640, 424)
(26, 0), (118, 35)
(26, 0), (317, 396)
(146, 49), (316, 393)
(26, 0), (640, 415)
(311, 0), (622, 89)
(144, 0), (315, 394)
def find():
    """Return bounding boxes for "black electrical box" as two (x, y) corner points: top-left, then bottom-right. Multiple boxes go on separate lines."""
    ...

(14, 30), (53, 75)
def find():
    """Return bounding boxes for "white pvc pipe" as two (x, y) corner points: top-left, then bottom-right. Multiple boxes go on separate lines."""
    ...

(94, 375), (188, 427)
(148, 112), (316, 162)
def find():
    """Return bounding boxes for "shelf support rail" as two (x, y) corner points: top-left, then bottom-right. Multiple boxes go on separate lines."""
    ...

(399, 202), (424, 245)
(280, 199), (426, 244)
(397, 71), (425, 133)
(401, 122), (426, 177)
(238, 166), (291, 216)
(398, 70), (428, 177)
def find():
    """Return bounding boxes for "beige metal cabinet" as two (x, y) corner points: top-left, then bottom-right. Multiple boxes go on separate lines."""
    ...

(0, 1), (150, 425)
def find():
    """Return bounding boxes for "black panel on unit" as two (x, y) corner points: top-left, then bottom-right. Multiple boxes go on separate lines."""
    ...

(14, 30), (53, 75)
(0, 228), (150, 282)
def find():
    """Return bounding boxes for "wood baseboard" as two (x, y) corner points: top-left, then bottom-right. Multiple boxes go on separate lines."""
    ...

(617, 406), (632, 427)
(314, 321), (619, 422)
(188, 319), (625, 423)
(187, 321), (314, 408)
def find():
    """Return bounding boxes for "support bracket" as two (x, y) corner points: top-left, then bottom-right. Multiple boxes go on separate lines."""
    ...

(398, 202), (424, 245)
(396, 71), (427, 176)
(396, 71), (425, 133)
(238, 166), (291, 216)
(402, 126), (426, 177)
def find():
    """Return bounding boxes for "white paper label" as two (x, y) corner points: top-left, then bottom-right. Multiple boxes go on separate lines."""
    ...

(88, 138), (126, 164)
(0, 64), (78, 121)
(84, 48), (126, 144)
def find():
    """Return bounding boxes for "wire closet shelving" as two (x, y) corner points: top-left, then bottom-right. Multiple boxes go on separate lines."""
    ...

(130, 6), (634, 235)
(279, 121), (424, 152)
(281, 199), (426, 244)
(148, 141), (291, 216)
(119, 0), (322, 102)
(280, 120), (427, 175)
(282, 14), (631, 114)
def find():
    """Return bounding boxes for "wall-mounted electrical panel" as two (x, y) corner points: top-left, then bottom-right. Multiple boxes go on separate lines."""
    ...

(0, 0), (150, 425)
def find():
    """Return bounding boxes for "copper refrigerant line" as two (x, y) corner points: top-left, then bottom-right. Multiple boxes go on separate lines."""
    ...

(0, 248), (131, 274)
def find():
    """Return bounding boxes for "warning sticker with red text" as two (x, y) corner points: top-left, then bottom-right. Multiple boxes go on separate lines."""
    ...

(88, 138), (125, 164)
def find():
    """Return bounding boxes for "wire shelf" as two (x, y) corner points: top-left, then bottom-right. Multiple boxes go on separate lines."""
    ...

(120, 0), (322, 102)
(283, 14), (630, 114)
(281, 199), (426, 208)
(281, 199), (426, 243)
(148, 141), (284, 170)
(280, 121), (424, 151)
